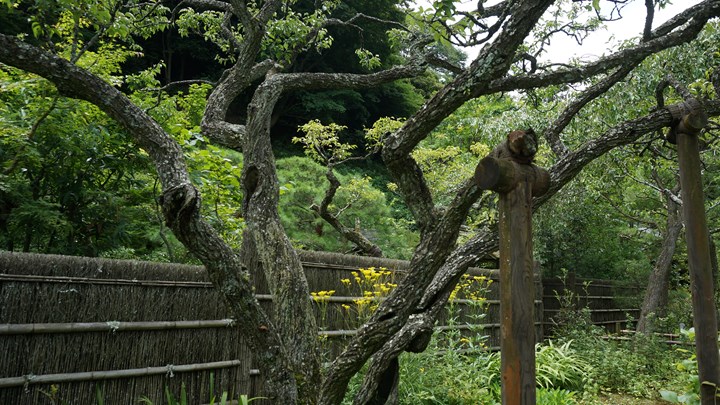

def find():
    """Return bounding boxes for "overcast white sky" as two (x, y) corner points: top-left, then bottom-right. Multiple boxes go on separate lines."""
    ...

(415, 0), (703, 64)
(547, 0), (703, 63)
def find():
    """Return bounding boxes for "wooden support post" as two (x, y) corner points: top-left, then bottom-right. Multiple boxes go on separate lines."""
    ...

(499, 176), (536, 404)
(671, 102), (720, 404)
(679, 134), (720, 403)
(475, 129), (549, 405)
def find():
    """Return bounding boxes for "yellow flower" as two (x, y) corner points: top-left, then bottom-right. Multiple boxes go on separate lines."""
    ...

(341, 278), (351, 286)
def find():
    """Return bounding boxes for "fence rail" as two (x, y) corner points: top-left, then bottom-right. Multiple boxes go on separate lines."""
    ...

(0, 251), (638, 404)
(0, 361), (243, 389)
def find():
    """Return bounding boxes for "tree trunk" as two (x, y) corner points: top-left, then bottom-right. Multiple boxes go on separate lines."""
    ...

(242, 77), (321, 403)
(637, 191), (682, 334)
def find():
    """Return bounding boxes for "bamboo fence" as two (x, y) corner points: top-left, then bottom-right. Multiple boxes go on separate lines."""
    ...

(0, 251), (633, 403)
(542, 274), (643, 335)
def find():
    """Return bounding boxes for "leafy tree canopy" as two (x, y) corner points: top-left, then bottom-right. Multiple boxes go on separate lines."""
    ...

(3, 0), (720, 403)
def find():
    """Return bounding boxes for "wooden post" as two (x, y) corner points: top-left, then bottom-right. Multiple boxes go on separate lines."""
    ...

(475, 129), (549, 405)
(670, 101), (720, 404)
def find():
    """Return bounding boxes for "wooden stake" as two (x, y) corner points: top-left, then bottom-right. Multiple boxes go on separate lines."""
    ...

(676, 129), (720, 404)
(475, 129), (548, 405)
(499, 179), (536, 404)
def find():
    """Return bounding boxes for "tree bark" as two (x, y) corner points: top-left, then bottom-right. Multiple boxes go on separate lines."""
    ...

(241, 76), (321, 403)
(637, 188), (683, 334)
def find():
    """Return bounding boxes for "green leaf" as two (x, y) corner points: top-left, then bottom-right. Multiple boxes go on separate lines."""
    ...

(660, 390), (679, 403)
(180, 383), (187, 405)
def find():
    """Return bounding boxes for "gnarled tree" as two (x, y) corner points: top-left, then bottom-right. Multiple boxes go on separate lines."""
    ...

(2, 0), (720, 403)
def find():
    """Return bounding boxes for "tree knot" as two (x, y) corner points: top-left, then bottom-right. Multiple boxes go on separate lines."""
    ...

(160, 183), (201, 229)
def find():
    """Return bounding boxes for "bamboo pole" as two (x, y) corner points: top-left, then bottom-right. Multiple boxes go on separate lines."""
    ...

(0, 272), (508, 305)
(0, 360), (243, 388)
(0, 319), (236, 335)
(0, 273), (215, 288)
(1, 320), (499, 336)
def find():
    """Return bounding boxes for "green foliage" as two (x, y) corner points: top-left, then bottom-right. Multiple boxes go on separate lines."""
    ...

(0, 66), (164, 256)
(339, 286), (590, 404)
(658, 328), (720, 405)
(355, 48), (382, 70)
(537, 388), (577, 405)
(137, 376), (266, 405)
(289, 118), (419, 256)
(535, 340), (589, 391)
(552, 310), (681, 399)
(0, 57), (242, 260)
(4, 0), (169, 50)
(294, 120), (355, 164)
(525, 21), (720, 283)
(659, 347), (701, 405)
(411, 145), (474, 205)
(364, 116), (404, 149)
(276, 156), (417, 258)
(263, 1), (338, 66)
(176, 9), (236, 64)
(394, 335), (589, 404)
(270, 0), (429, 135)
(534, 178), (649, 280)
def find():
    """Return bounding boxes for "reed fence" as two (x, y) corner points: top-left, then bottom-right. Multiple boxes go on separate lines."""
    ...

(0, 251), (634, 403)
